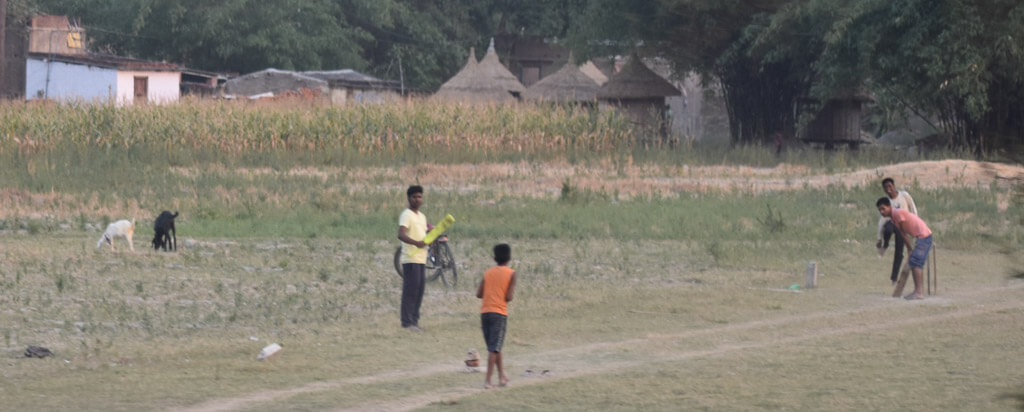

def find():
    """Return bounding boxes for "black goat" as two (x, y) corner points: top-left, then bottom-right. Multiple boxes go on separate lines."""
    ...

(152, 211), (178, 251)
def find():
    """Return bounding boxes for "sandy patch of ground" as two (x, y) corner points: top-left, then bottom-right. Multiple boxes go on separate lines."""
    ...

(403, 159), (1022, 198)
(168, 160), (1024, 200)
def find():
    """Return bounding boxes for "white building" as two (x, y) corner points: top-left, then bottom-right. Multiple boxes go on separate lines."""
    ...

(27, 52), (182, 105)
(25, 15), (182, 105)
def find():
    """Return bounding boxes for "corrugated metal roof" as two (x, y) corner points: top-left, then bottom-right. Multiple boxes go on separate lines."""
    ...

(28, 52), (182, 72)
(302, 69), (400, 90)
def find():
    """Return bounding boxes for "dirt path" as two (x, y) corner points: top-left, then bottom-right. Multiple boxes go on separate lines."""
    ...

(178, 283), (1024, 412)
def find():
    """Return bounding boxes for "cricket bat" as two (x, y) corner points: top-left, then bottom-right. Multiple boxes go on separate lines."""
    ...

(892, 263), (911, 298)
(424, 214), (456, 245)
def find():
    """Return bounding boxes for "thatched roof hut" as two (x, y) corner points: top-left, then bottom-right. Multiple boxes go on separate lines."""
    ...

(432, 47), (480, 101)
(522, 57), (601, 103)
(433, 39), (525, 103)
(579, 61), (608, 86)
(597, 55), (681, 138)
(597, 55), (680, 101)
(477, 39), (526, 97)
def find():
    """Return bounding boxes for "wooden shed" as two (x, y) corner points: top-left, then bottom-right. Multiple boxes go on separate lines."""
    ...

(799, 89), (874, 148)
(493, 34), (569, 87)
(597, 54), (681, 137)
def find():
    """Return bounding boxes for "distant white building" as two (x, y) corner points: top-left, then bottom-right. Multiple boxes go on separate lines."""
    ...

(27, 52), (182, 105)
(25, 15), (182, 105)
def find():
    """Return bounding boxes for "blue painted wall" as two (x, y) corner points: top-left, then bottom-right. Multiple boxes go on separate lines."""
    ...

(26, 58), (118, 101)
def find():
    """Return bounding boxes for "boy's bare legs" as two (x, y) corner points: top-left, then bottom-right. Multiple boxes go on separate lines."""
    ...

(496, 352), (508, 387)
(484, 352), (496, 389)
(484, 352), (508, 388)
(905, 267), (925, 299)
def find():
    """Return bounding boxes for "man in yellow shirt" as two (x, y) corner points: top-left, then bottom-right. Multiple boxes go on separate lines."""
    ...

(397, 186), (428, 332)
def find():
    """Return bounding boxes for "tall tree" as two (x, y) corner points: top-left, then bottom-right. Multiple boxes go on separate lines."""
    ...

(30, 0), (588, 92)
(568, 0), (794, 144)
(35, 0), (372, 72)
(766, 0), (1024, 153)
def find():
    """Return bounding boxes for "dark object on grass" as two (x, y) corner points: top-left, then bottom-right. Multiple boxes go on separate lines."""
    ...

(152, 211), (178, 251)
(25, 346), (53, 358)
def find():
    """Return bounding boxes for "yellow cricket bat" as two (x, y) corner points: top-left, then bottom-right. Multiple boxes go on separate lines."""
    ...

(424, 214), (456, 245)
(409, 214), (456, 257)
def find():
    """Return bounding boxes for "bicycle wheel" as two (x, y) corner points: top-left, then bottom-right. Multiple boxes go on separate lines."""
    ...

(396, 245), (444, 283)
(432, 242), (458, 288)
(393, 247), (403, 278)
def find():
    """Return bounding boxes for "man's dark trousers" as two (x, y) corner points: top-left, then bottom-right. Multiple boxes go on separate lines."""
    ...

(401, 263), (425, 327)
(883, 220), (905, 283)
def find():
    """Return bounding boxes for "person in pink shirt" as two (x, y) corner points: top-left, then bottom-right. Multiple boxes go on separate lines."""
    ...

(876, 197), (933, 300)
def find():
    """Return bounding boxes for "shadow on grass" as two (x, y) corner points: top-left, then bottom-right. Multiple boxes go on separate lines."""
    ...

(1000, 391), (1024, 411)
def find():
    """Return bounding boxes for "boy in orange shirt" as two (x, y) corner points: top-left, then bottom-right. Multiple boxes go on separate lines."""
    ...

(476, 244), (517, 389)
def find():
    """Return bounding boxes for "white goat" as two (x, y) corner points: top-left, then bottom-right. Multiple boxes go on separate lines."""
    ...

(96, 219), (135, 251)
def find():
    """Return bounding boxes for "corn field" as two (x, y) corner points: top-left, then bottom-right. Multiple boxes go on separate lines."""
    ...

(0, 98), (639, 163)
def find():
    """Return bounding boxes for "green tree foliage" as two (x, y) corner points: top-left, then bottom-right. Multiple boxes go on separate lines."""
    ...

(34, 0), (372, 71)
(573, 0), (1024, 152)
(568, 0), (793, 144)
(30, 0), (586, 92)
(796, 0), (1024, 153)
(24, 0), (1023, 153)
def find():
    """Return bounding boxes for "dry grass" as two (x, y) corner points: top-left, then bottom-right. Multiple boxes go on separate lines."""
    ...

(0, 233), (1022, 411)
(1, 100), (1021, 410)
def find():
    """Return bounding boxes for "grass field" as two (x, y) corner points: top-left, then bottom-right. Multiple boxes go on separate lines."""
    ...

(1, 100), (1023, 411)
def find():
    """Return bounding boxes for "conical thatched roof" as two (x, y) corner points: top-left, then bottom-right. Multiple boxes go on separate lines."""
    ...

(476, 39), (525, 95)
(579, 61), (608, 86)
(597, 55), (680, 100)
(434, 39), (524, 103)
(523, 57), (601, 103)
(433, 47), (480, 100)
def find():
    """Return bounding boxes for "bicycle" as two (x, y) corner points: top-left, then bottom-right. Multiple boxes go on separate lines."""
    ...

(394, 232), (458, 288)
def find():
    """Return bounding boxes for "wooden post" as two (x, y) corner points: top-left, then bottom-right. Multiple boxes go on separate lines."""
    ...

(0, 0), (7, 97)
(926, 255), (931, 296)
(805, 261), (817, 289)
(932, 244), (938, 295)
